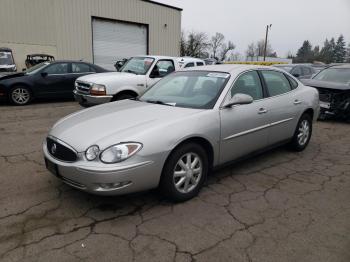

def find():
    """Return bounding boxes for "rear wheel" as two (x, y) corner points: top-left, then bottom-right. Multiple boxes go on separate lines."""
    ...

(289, 113), (312, 151)
(159, 143), (208, 202)
(9, 86), (32, 105)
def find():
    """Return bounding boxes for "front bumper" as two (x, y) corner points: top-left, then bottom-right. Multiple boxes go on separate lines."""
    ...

(74, 90), (113, 106)
(43, 142), (162, 196)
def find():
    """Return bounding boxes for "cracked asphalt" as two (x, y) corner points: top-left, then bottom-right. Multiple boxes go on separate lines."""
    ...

(0, 101), (349, 262)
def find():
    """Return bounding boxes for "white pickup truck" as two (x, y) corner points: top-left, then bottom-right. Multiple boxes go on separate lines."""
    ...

(74, 56), (180, 106)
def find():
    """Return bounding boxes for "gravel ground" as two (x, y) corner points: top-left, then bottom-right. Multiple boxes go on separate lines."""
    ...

(0, 101), (349, 262)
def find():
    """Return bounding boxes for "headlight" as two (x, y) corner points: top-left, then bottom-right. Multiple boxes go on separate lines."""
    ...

(85, 145), (100, 161)
(90, 84), (106, 96)
(100, 143), (142, 164)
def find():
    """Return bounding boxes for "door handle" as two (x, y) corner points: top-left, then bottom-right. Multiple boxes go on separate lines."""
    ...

(294, 99), (302, 105)
(258, 108), (268, 114)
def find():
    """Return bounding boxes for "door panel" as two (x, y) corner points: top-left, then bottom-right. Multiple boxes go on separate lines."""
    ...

(260, 70), (302, 144)
(219, 70), (270, 164)
(220, 101), (270, 164)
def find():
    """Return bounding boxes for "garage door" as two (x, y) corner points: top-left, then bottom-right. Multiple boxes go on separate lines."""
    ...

(92, 18), (148, 70)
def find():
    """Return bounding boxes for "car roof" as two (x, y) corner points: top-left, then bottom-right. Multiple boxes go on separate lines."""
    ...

(327, 64), (350, 69)
(133, 55), (176, 60)
(178, 57), (204, 63)
(0, 47), (12, 52)
(50, 60), (93, 64)
(181, 64), (276, 74)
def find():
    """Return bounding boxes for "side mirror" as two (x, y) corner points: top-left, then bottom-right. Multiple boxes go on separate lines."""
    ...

(292, 73), (300, 78)
(224, 93), (253, 108)
(41, 72), (48, 77)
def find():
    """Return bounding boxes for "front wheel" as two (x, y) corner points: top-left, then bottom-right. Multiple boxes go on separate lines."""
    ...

(159, 143), (208, 202)
(9, 86), (32, 105)
(289, 113), (313, 151)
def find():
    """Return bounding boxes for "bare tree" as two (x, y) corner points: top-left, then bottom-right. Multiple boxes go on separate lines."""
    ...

(245, 42), (256, 60)
(180, 31), (209, 57)
(219, 41), (236, 61)
(210, 32), (225, 59)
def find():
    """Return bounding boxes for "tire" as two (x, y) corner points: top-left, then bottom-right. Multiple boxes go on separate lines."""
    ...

(113, 93), (135, 101)
(79, 102), (90, 108)
(159, 143), (208, 202)
(289, 113), (313, 151)
(9, 86), (32, 105)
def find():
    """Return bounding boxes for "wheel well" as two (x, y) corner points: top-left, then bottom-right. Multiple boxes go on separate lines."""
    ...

(113, 90), (138, 100)
(171, 137), (214, 170)
(9, 83), (33, 96)
(303, 108), (314, 119)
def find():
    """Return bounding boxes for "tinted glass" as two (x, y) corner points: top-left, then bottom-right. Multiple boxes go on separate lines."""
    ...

(231, 71), (263, 100)
(292, 67), (302, 75)
(197, 62), (204, 66)
(44, 63), (69, 75)
(313, 68), (350, 84)
(140, 71), (230, 109)
(184, 62), (195, 68)
(72, 63), (92, 73)
(286, 75), (298, 89)
(262, 71), (292, 96)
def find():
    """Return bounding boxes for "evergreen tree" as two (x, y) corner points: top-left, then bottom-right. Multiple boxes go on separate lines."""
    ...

(295, 40), (313, 63)
(313, 46), (320, 61)
(334, 35), (346, 63)
(320, 39), (335, 64)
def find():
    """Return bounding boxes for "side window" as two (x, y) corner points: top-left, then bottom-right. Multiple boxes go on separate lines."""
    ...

(197, 62), (204, 66)
(72, 63), (92, 73)
(231, 71), (263, 100)
(151, 60), (175, 78)
(44, 63), (69, 75)
(302, 67), (312, 75)
(261, 70), (292, 96)
(292, 66), (302, 76)
(286, 75), (299, 89)
(184, 62), (195, 68)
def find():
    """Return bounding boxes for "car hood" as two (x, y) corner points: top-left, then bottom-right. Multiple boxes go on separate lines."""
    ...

(76, 72), (144, 87)
(0, 72), (25, 80)
(49, 100), (203, 152)
(302, 79), (350, 91)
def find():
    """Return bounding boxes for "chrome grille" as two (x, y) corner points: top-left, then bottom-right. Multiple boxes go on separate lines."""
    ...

(47, 137), (78, 162)
(75, 81), (91, 94)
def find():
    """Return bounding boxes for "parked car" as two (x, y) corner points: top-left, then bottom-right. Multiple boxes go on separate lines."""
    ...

(273, 64), (316, 79)
(25, 54), (55, 69)
(178, 57), (205, 68)
(74, 56), (179, 107)
(0, 60), (107, 105)
(0, 47), (16, 73)
(44, 64), (319, 201)
(204, 58), (222, 65)
(302, 64), (350, 120)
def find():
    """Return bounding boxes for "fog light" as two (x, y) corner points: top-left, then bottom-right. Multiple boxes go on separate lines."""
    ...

(97, 181), (131, 190)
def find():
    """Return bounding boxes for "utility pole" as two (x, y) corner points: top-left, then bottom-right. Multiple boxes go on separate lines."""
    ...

(263, 24), (272, 61)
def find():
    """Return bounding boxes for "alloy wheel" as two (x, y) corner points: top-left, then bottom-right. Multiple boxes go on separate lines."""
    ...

(297, 119), (310, 146)
(173, 152), (202, 194)
(11, 88), (30, 105)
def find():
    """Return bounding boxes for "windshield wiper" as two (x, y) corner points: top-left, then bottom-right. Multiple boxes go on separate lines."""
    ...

(145, 100), (175, 106)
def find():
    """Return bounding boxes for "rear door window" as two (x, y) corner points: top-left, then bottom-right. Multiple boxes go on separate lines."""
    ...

(261, 70), (292, 96)
(184, 62), (195, 68)
(72, 63), (93, 73)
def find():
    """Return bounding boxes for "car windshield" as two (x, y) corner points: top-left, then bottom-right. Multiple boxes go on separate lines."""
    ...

(140, 71), (230, 109)
(121, 57), (155, 75)
(313, 68), (350, 84)
(0, 52), (14, 65)
(25, 62), (50, 74)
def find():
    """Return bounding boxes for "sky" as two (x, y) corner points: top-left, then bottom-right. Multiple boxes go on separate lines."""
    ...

(156, 0), (350, 58)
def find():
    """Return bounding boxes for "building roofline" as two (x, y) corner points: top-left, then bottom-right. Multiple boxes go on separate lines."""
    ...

(141, 0), (182, 11)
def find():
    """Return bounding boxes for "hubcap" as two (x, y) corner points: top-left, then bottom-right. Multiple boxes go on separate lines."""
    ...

(173, 152), (202, 194)
(12, 88), (30, 104)
(297, 120), (310, 146)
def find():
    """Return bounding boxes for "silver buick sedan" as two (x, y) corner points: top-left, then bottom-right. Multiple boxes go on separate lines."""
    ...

(43, 65), (319, 201)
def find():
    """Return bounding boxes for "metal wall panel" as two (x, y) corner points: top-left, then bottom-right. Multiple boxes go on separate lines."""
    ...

(0, 0), (181, 69)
